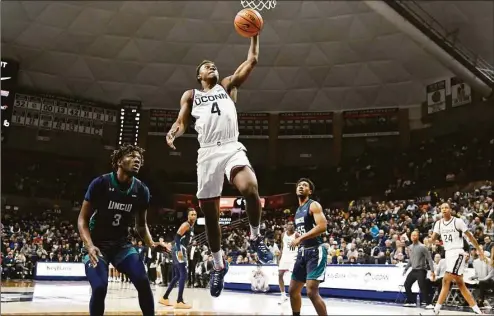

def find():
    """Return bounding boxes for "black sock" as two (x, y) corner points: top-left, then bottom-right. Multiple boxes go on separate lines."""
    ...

(293, 312), (301, 316)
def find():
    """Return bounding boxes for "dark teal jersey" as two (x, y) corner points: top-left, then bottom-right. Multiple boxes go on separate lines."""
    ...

(294, 199), (323, 247)
(84, 172), (150, 247)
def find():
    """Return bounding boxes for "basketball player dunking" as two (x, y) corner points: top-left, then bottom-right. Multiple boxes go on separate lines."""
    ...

(289, 178), (328, 316)
(166, 34), (273, 298)
(78, 144), (168, 316)
(159, 208), (197, 309)
(278, 221), (299, 304)
(431, 203), (486, 315)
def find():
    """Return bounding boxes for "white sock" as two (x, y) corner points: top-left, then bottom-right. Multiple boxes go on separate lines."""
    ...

(434, 303), (442, 313)
(250, 225), (260, 239)
(472, 305), (482, 314)
(212, 250), (224, 270)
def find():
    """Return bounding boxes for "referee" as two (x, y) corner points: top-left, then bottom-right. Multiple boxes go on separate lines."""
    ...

(402, 231), (435, 309)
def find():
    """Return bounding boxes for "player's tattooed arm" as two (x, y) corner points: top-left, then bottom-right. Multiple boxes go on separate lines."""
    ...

(166, 90), (193, 150)
(221, 34), (259, 98)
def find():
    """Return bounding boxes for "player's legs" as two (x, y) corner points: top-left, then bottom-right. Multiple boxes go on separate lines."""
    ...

(161, 264), (180, 305)
(306, 280), (327, 316)
(305, 246), (328, 316)
(173, 253), (191, 309)
(455, 276), (482, 314)
(289, 252), (306, 316)
(114, 248), (154, 316)
(289, 280), (305, 316)
(278, 269), (287, 296)
(227, 150), (273, 264)
(83, 255), (109, 316)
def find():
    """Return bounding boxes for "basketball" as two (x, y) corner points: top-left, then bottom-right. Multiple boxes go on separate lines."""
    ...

(234, 8), (264, 38)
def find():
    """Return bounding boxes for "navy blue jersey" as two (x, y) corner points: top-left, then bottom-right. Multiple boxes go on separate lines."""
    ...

(173, 223), (194, 252)
(84, 172), (150, 248)
(294, 199), (322, 247)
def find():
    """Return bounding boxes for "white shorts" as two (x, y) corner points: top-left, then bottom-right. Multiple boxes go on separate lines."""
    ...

(196, 141), (251, 199)
(278, 255), (296, 272)
(445, 248), (467, 276)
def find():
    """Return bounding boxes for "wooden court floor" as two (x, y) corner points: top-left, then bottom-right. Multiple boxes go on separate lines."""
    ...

(0, 280), (480, 315)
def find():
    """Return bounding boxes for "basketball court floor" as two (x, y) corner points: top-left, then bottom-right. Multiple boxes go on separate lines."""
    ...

(1, 280), (486, 315)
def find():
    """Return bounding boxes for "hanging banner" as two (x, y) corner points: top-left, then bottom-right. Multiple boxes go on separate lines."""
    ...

(451, 77), (472, 108)
(426, 80), (446, 114)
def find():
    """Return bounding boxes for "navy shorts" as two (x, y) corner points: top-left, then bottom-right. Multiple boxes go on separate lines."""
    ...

(291, 245), (327, 283)
(172, 246), (188, 267)
(83, 243), (138, 268)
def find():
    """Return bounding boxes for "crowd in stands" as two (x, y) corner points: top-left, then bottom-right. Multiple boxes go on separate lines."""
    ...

(2, 124), (493, 308)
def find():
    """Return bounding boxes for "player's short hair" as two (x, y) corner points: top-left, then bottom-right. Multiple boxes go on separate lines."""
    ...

(296, 178), (315, 193)
(110, 143), (145, 170)
(187, 208), (197, 214)
(196, 60), (214, 83)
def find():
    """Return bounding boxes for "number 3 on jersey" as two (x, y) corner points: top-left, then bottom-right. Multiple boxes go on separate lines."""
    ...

(211, 102), (221, 116)
(112, 214), (122, 226)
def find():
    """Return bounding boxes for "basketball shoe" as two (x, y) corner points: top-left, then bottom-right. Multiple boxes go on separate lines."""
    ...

(251, 235), (273, 264)
(209, 259), (229, 297)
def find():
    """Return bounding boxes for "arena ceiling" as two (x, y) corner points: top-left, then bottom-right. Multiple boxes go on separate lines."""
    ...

(1, 1), (492, 112)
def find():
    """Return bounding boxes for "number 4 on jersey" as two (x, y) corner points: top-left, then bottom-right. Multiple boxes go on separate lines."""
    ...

(211, 102), (221, 116)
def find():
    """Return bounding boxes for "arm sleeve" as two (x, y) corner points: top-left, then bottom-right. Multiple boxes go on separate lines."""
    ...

(84, 176), (103, 204)
(479, 269), (494, 282)
(433, 221), (440, 235)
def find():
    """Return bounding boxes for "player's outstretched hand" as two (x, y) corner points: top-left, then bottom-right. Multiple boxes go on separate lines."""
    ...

(87, 245), (102, 267)
(479, 250), (486, 262)
(166, 127), (178, 150)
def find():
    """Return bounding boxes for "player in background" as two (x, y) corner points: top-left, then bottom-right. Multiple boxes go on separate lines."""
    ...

(278, 221), (299, 304)
(159, 208), (197, 309)
(165, 33), (273, 298)
(431, 202), (486, 315)
(78, 144), (168, 316)
(289, 178), (328, 316)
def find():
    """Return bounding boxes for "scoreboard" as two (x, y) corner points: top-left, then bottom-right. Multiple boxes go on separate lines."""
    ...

(278, 112), (333, 138)
(148, 109), (196, 137)
(118, 100), (141, 146)
(237, 113), (269, 139)
(342, 108), (399, 137)
(1, 59), (19, 143)
(148, 109), (269, 139)
(11, 93), (117, 136)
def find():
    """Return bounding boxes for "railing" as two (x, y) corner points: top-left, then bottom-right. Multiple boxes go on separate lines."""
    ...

(390, 0), (494, 85)
(193, 217), (250, 246)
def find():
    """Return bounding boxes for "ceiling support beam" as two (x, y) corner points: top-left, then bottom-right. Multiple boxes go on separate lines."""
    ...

(364, 0), (492, 99)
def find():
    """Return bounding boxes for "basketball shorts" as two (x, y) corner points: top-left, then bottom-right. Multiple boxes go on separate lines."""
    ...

(172, 246), (188, 267)
(292, 245), (327, 283)
(196, 140), (252, 199)
(278, 254), (297, 272)
(445, 248), (467, 276)
(83, 243), (138, 268)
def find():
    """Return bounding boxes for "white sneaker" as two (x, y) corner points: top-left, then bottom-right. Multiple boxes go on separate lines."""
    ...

(403, 303), (415, 307)
(278, 296), (288, 305)
(425, 304), (434, 310)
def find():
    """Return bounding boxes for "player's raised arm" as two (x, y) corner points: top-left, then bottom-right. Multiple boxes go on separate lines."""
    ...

(222, 35), (259, 95)
(166, 90), (193, 150)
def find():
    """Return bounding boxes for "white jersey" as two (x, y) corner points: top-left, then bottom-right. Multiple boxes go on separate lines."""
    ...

(191, 85), (239, 147)
(281, 232), (298, 259)
(433, 217), (468, 252)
